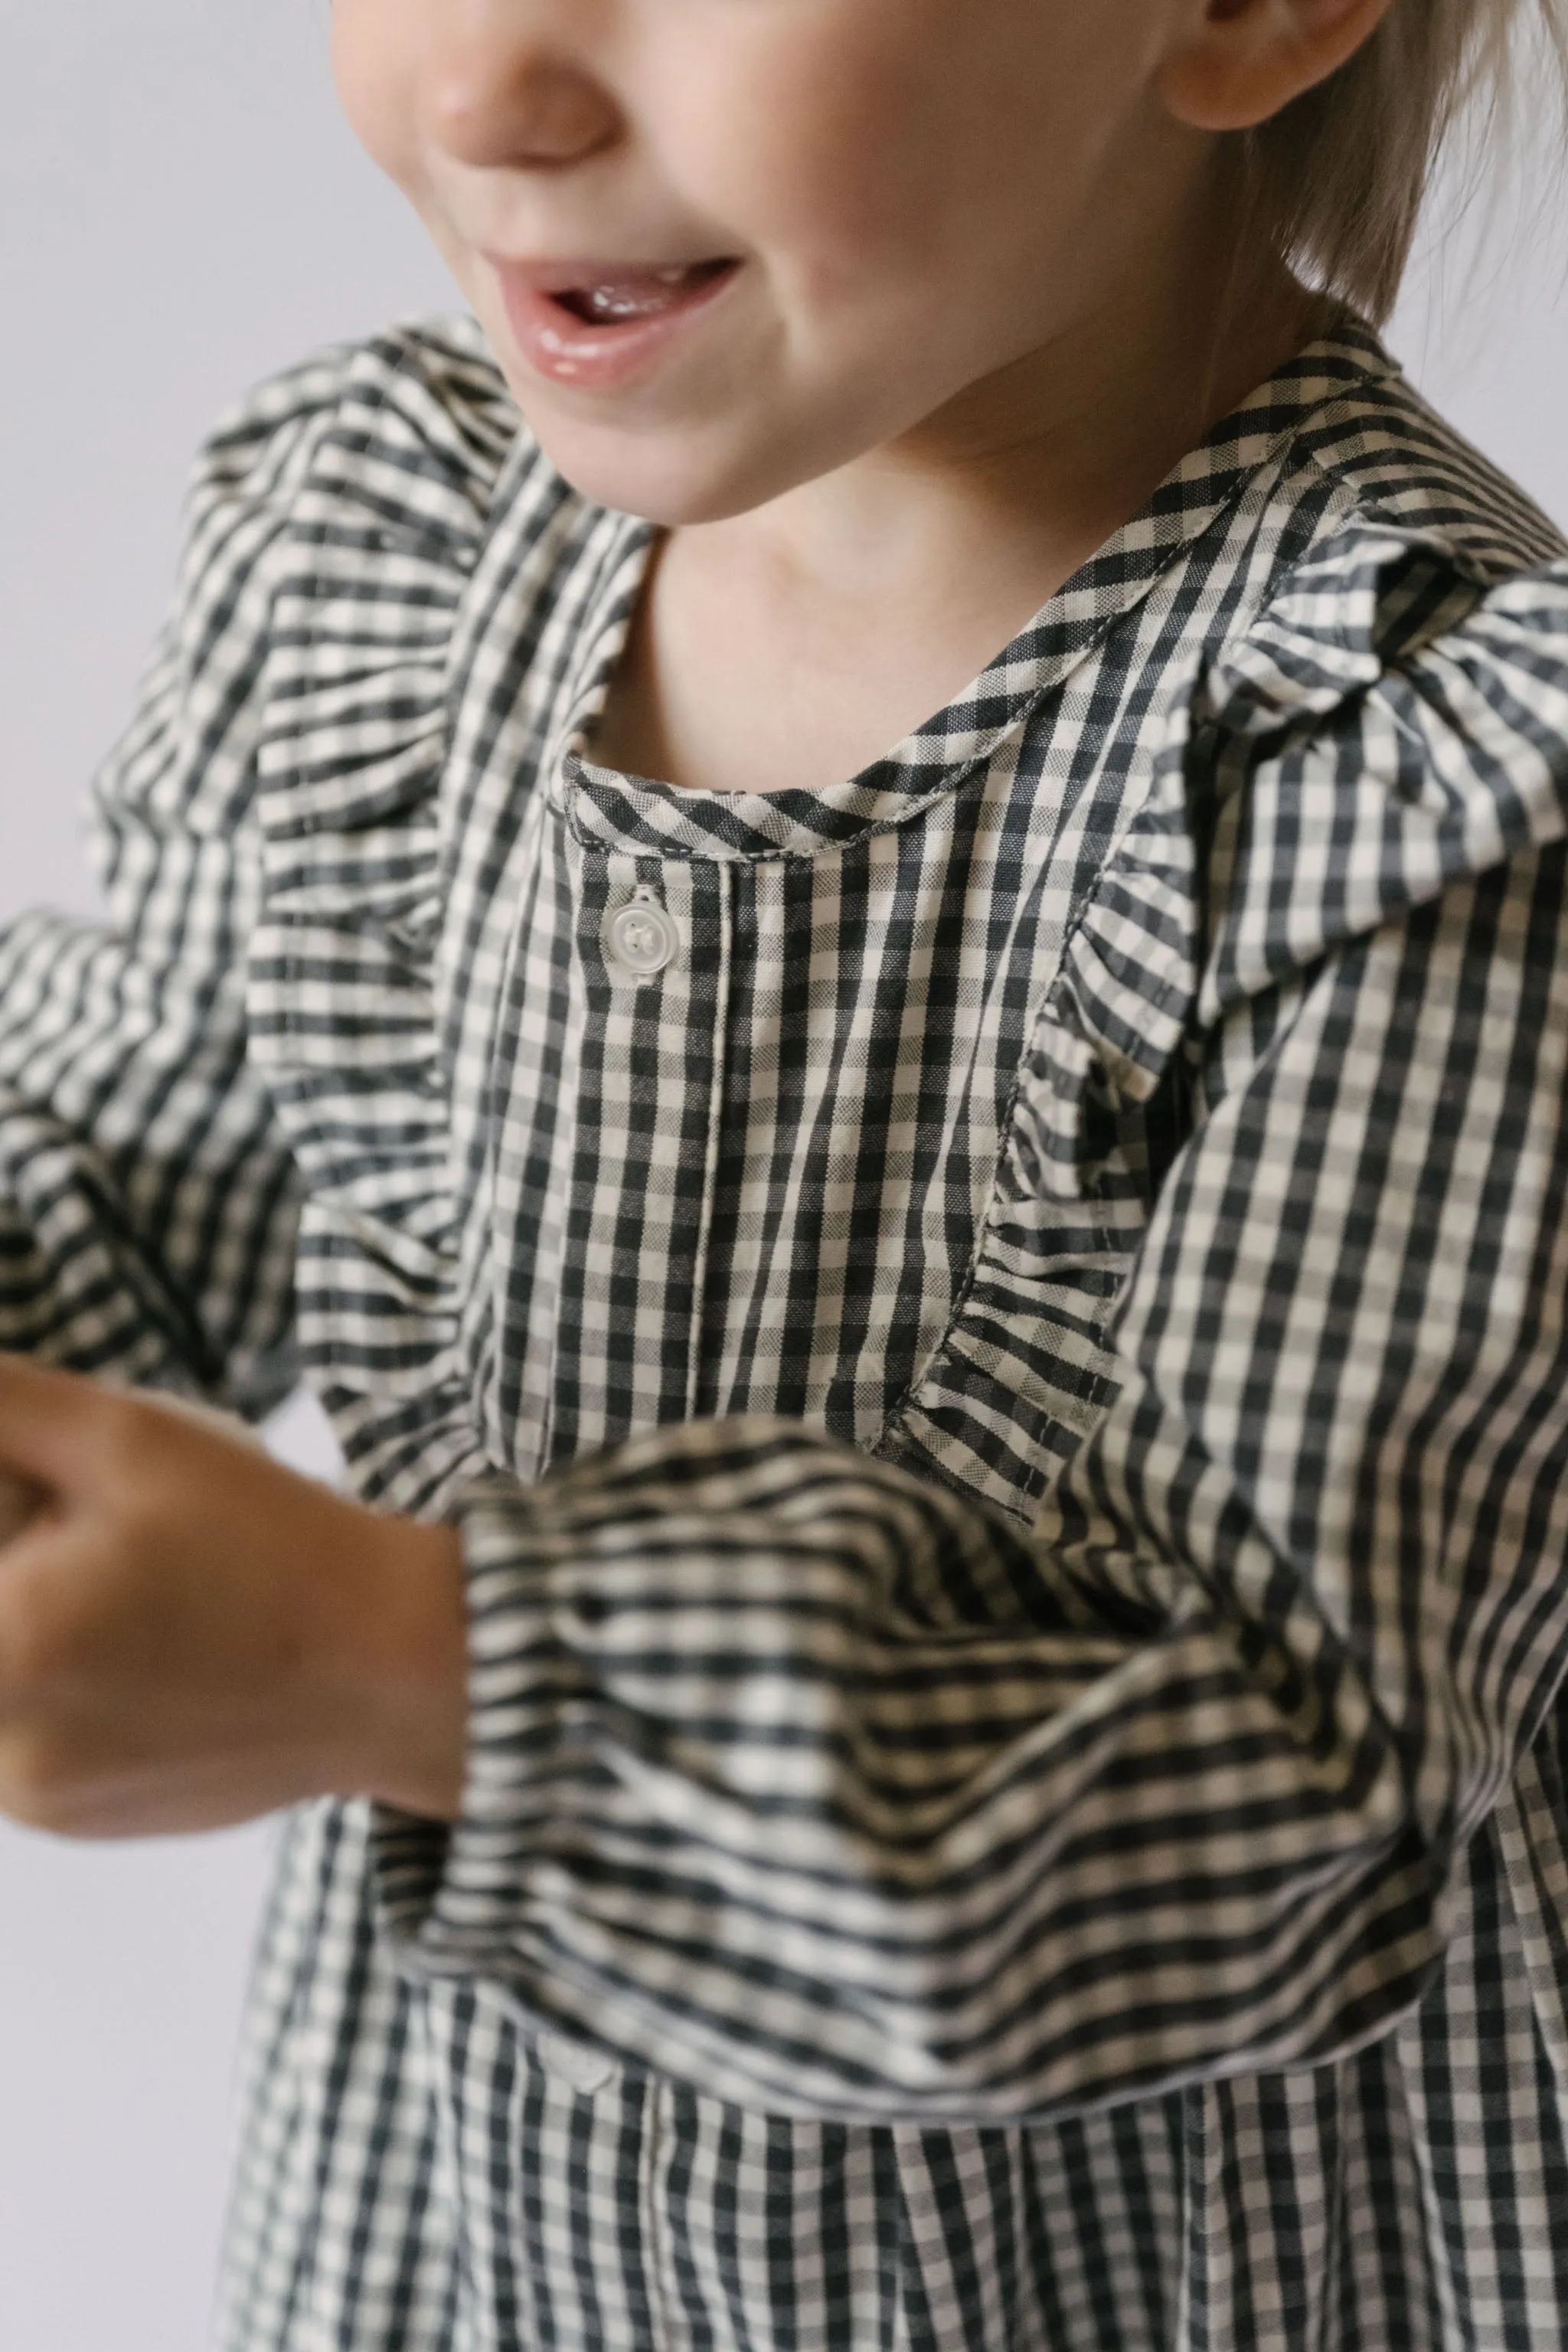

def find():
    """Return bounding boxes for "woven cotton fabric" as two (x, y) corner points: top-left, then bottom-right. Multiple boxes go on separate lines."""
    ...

(6, 311), (1568, 2348)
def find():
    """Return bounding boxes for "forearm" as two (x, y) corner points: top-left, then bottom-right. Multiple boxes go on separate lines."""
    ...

(358, 1417), (1423, 2123)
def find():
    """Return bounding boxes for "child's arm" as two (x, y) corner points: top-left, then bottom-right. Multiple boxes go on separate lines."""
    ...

(0, 348), (477, 1821)
(0, 361), (341, 1410)
(0, 335), (485, 1820)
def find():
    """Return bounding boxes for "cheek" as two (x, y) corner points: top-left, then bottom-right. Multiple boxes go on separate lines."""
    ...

(677, 26), (953, 282)
(661, 0), (1148, 315)
(331, 0), (426, 197)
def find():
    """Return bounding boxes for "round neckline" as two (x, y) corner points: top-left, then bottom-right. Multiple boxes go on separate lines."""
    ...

(539, 315), (1400, 863)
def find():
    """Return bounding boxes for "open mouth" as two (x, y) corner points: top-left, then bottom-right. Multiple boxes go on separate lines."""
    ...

(547, 259), (739, 328)
(493, 253), (743, 390)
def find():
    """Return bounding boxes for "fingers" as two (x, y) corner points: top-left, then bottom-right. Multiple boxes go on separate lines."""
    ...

(0, 1355), (259, 1502)
(0, 1357), (270, 1565)
(0, 1355), (121, 1496)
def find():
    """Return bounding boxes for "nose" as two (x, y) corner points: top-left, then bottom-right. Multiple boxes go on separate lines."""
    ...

(425, 1), (621, 168)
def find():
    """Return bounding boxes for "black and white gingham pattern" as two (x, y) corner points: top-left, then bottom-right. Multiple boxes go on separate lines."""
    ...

(5, 312), (1568, 2348)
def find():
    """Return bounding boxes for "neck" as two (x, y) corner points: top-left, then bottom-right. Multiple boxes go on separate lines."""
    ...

(704, 232), (1332, 621)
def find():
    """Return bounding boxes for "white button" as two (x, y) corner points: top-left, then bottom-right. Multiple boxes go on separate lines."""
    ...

(604, 891), (678, 979)
(537, 2030), (617, 2096)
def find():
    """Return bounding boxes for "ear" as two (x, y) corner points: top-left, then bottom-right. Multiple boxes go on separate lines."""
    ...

(1158, 0), (1398, 132)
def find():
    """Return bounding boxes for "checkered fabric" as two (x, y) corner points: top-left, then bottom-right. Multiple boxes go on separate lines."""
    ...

(5, 310), (1568, 2350)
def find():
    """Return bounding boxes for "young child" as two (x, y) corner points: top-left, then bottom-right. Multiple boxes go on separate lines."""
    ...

(5, 0), (1568, 2343)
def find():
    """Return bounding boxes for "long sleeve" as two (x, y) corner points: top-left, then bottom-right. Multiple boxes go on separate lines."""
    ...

(0, 355), (349, 1406)
(375, 551), (1568, 2124)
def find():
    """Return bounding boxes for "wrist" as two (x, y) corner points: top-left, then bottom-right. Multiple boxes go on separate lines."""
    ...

(335, 1509), (469, 1821)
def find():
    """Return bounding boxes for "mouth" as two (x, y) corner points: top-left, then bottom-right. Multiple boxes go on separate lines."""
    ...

(546, 258), (739, 328)
(488, 253), (743, 392)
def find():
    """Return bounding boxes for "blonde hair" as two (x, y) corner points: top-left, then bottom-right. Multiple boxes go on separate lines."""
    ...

(1246, 0), (1567, 322)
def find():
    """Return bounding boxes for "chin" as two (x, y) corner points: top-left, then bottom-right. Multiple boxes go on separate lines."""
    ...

(511, 411), (779, 528)
(484, 358), (844, 527)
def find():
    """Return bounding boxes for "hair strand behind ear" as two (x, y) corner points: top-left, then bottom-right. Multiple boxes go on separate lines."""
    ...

(1246, 0), (1568, 322)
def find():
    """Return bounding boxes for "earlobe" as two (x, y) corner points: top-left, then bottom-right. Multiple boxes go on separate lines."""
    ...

(1158, 0), (1397, 134)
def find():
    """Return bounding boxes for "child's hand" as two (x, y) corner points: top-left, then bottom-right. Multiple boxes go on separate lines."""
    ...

(0, 1357), (467, 1838)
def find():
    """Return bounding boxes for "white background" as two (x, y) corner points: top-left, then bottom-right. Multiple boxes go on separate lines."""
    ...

(2, 6), (1566, 2347)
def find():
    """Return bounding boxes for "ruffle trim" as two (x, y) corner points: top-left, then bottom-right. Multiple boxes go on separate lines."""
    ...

(1200, 530), (1568, 1021)
(1008, 682), (1200, 1202)
(244, 318), (518, 1510)
(1014, 528), (1568, 1198)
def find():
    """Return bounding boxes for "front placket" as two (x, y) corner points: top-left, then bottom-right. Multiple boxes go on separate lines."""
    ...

(541, 839), (733, 1469)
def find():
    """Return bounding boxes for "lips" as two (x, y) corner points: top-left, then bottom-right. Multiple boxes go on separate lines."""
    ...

(488, 253), (742, 391)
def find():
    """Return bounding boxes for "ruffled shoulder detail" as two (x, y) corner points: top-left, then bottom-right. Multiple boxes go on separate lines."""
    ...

(1204, 522), (1484, 737)
(1199, 531), (1568, 1020)
(241, 315), (522, 1509)
(1011, 527), (1568, 1201)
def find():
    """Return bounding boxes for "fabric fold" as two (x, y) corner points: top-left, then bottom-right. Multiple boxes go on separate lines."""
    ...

(245, 322), (517, 1509)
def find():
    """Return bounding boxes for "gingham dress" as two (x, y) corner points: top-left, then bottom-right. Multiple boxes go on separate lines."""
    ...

(6, 311), (1568, 2350)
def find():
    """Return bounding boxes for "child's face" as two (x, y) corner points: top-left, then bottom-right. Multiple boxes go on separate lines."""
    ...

(335, 0), (1220, 524)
